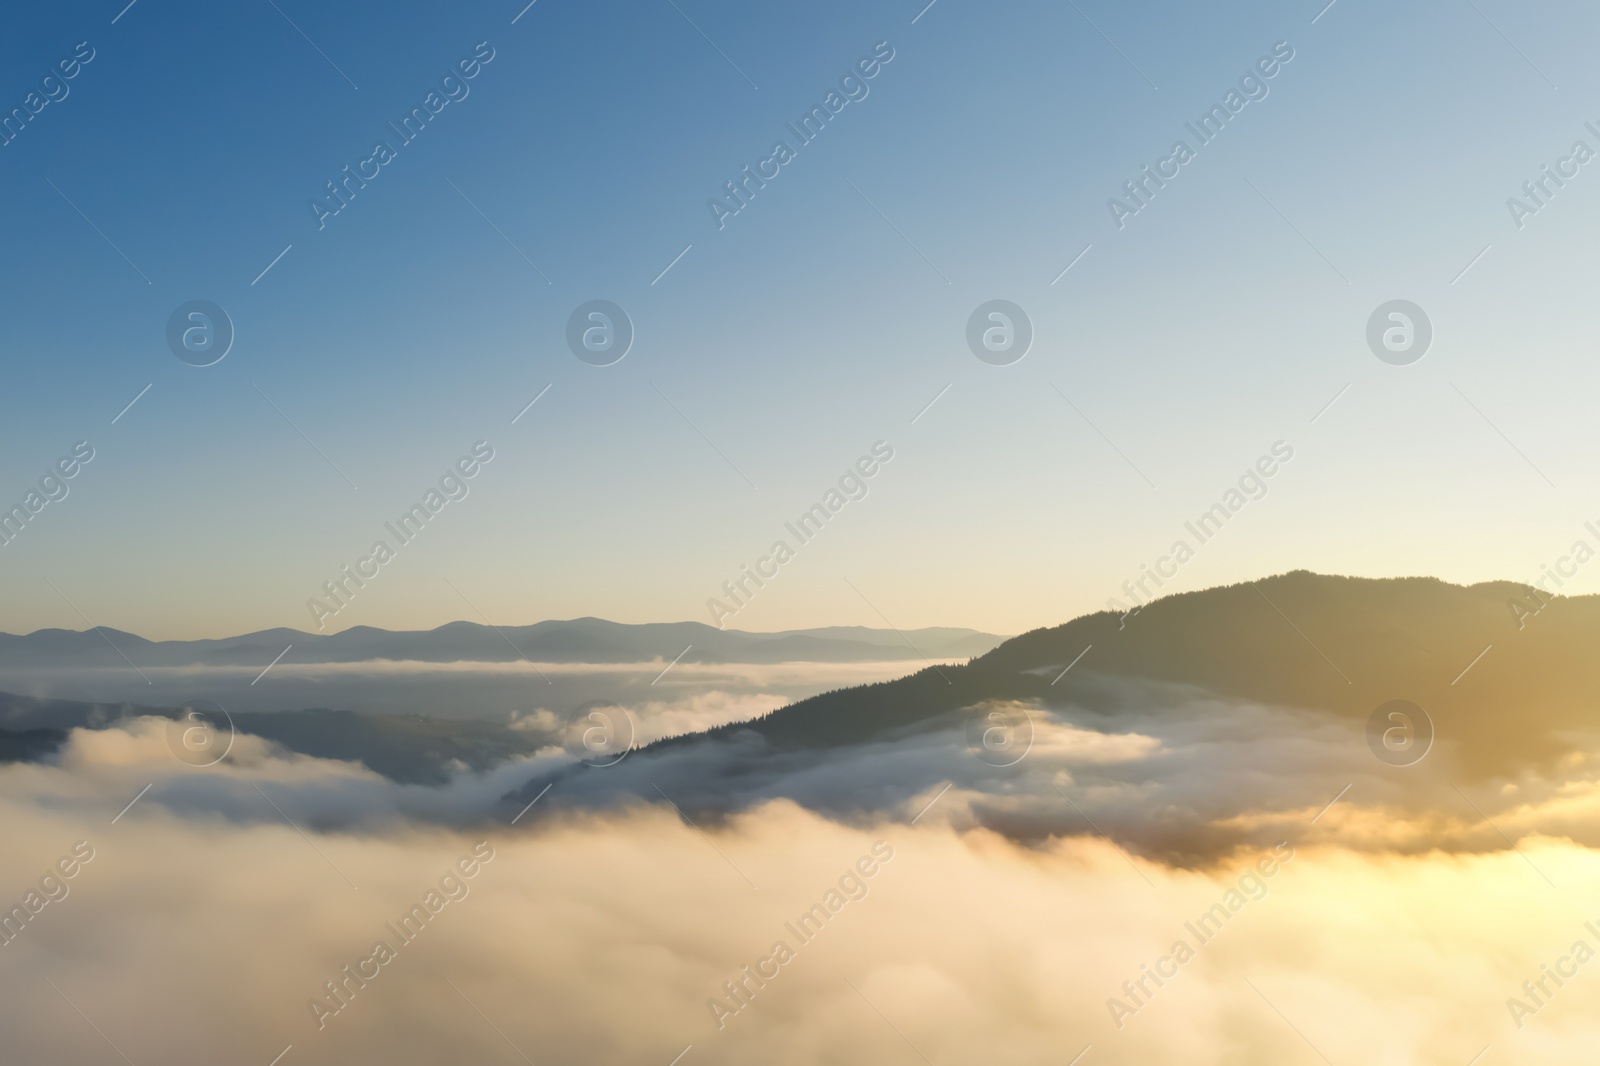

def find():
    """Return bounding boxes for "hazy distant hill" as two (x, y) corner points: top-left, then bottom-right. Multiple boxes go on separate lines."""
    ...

(0, 618), (1005, 669)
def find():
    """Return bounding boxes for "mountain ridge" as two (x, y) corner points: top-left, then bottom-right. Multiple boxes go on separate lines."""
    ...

(582, 570), (1597, 776)
(0, 617), (1007, 668)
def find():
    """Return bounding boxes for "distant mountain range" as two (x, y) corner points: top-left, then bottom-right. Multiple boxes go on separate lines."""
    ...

(0, 617), (1007, 668)
(7, 573), (1591, 798)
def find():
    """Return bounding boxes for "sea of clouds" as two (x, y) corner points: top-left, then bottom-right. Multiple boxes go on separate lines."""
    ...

(6, 687), (1600, 1064)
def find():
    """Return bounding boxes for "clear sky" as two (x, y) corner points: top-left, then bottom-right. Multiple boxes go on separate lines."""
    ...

(2, 0), (1598, 639)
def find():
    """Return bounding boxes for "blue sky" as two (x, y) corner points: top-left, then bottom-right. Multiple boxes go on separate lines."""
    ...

(3, 0), (1599, 638)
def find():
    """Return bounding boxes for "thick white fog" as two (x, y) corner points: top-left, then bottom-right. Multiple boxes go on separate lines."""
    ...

(3, 716), (1599, 1064)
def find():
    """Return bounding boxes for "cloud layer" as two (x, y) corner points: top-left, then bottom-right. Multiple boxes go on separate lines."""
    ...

(3, 764), (1596, 1066)
(6, 680), (1600, 1065)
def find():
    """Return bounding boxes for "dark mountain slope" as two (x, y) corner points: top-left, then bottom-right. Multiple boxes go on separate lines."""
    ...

(624, 571), (1594, 777)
